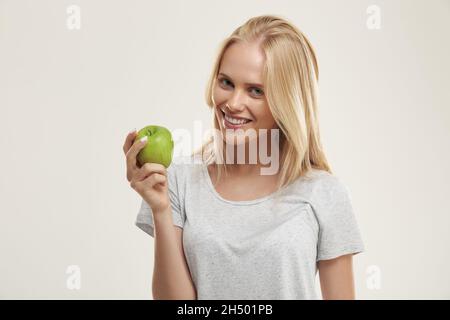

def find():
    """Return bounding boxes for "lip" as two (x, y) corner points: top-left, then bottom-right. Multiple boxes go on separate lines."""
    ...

(220, 109), (252, 130)
(220, 108), (251, 121)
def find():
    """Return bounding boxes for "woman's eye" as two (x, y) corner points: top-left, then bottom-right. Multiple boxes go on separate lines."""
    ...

(220, 79), (233, 87)
(250, 87), (264, 96)
(219, 78), (263, 97)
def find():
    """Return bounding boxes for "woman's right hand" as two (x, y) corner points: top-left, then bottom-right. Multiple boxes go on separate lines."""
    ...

(123, 130), (170, 214)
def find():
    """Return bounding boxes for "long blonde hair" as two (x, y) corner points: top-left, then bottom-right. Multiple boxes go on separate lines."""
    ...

(193, 14), (332, 190)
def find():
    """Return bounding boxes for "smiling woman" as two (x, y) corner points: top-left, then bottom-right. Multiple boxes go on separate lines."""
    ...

(195, 15), (329, 190)
(213, 42), (277, 145)
(135, 14), (365, 300)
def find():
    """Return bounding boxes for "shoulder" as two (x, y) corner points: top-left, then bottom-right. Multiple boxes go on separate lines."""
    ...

(293, 169), (348, 196)
(169, 154), (204, 173)
(290, 168), (353, 211)
(166, 154), (205, 187)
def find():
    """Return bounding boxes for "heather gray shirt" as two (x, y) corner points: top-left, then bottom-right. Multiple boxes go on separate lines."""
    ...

(135, 156), (365, 300)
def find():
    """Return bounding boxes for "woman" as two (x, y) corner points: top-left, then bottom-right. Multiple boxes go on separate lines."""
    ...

(124, 15), (365, 300)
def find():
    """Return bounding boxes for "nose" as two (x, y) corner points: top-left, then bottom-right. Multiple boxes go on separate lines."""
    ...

(226, 90), (246, 112)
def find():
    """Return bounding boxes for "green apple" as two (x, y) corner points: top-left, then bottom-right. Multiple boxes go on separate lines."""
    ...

(134, 125), (174, 168)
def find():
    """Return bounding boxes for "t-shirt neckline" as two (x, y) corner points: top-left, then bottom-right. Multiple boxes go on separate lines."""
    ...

(201, 163), (287, 206)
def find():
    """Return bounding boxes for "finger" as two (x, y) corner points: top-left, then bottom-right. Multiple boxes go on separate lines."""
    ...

(126, 135), (148, 170)
(144, 173), (167, 189)
(135, 162), (167, 181)
(122, 129), (138, 155)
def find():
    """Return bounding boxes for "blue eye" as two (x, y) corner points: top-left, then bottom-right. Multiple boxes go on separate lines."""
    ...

(250, 87), (264, 96)
(220, 78), (233, 87)
(218, 77), (264, 98)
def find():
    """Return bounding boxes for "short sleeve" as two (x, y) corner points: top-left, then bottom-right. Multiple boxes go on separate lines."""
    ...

(312, 175), (365, 261)
(135, 161), (185, 237)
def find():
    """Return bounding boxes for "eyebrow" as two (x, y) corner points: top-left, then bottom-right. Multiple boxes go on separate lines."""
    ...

(218, 73), (264, 88)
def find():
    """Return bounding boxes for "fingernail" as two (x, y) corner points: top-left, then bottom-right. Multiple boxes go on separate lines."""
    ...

(140, 136), (148, 143)
(130, 128), (137, 134)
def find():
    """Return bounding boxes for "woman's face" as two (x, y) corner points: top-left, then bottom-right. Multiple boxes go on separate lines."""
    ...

(213, 41), (278, 147)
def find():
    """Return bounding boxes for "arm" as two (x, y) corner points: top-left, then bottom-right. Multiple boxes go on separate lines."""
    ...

(317, 254), (356, 300)
(152, 208), (197, 300)
(123, 130), (195, 299)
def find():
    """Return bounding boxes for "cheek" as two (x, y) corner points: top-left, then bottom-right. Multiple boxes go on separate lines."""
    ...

(254, 104), (276, 126)
(213, 85), (229, 105)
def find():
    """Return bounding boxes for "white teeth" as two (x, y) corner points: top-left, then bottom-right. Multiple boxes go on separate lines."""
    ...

(224, 113), (250, 125)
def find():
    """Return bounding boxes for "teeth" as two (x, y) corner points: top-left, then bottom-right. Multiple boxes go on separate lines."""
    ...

(224, 114), (250, 125)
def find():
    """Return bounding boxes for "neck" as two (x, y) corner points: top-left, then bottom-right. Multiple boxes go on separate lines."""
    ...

(218, 133), (282, 178)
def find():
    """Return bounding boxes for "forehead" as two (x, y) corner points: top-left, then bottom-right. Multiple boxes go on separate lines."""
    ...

(219, 41), (265, 81)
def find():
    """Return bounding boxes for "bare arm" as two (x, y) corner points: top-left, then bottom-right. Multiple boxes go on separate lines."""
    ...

(317, 254), (356, 300)
(152, 208), (197, 300)
(123, 130), (196, 300)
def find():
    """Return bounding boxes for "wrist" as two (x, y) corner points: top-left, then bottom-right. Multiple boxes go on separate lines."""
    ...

(152, 206), (171, 221)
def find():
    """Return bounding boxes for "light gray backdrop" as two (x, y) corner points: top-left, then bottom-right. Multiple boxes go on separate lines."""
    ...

(1, 0), (449, 299)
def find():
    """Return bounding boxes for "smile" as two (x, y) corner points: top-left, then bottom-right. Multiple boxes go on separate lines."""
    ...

(220, 109), (252, 129)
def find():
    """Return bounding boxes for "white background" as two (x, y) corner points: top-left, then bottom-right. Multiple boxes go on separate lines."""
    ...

(1, 0), (449, 299)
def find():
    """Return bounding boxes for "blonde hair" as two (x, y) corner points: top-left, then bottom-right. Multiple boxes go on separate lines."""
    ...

(193, 14), (332, 191)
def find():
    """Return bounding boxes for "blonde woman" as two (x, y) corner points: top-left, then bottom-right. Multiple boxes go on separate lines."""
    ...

(124, 15), (364, 300)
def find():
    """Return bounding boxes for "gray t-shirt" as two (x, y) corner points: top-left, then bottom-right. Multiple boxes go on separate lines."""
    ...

(135, 156), (365, 300)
